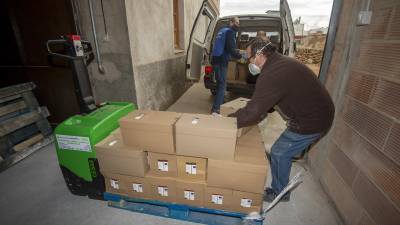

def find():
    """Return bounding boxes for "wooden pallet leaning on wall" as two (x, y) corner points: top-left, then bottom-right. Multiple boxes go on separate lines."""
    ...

(0, 82), (53, 172)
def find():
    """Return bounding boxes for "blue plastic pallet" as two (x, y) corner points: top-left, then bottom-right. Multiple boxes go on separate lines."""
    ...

(104, 192), (263, 225)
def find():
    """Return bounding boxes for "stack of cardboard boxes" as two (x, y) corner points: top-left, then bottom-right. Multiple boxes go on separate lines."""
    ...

(95, 98), (268, 214)
(227, 61), (249, 83)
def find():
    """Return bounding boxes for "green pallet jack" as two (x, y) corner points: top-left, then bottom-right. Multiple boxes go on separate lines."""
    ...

(46, 35), (135, 199)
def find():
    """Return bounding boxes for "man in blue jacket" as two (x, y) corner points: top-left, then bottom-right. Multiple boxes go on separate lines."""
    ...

(211, 17), (243, 114)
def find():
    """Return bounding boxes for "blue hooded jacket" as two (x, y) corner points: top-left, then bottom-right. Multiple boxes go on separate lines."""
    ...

(211, 26), (242, 66)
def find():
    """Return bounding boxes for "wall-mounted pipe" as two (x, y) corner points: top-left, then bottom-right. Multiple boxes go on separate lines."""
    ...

(100, 0), (109, 41)
(88, 0), (105, 73)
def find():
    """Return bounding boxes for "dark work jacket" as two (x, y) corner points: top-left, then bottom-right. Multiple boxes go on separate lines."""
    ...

(230, 53), (335, 134)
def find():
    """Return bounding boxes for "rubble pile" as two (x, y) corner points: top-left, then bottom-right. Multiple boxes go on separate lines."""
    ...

(295, 48), (324, 64)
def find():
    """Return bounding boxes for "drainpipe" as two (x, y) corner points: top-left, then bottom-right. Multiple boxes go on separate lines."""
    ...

(88, 0), (105, 73)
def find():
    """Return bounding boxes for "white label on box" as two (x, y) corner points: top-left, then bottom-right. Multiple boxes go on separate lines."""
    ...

(185, 163), (197, 175)
(211, 194), (223, 205)
(108, 140), (118, 146)
(184, 190), (195, 201)
(110, 179), (119, 189)
(132, 183), (143, 193)
(240, 198), (253, 208)
(56, 135), (91, 152)
(158, 186), (168, 197)
(157, 160), (169, 172)
(191, 117), (199, 124)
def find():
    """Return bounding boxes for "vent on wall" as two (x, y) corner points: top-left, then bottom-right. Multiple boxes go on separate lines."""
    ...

(346, 70), (377, 103)
(384, 123), (400, 166)
(370, 78), (400, 119)
(341, 97), (392, 149)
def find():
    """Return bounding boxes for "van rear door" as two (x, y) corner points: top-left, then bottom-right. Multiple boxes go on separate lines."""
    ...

(185, 0), (217, 81)
(280, 0), (295, 57)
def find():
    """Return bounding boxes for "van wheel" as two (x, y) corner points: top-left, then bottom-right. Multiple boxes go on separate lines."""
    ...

(211, 90), (217, 96)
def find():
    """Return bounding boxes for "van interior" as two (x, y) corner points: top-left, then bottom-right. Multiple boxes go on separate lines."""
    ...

(206, 15), (284, 95)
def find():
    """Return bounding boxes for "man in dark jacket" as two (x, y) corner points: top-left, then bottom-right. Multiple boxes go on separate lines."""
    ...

(230, 40), (335, 202)
(211, 17), (243, 114)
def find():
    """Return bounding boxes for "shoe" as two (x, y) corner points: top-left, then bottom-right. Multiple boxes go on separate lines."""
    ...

(263, 187), (290, 202)
(211, 112), (222, 117)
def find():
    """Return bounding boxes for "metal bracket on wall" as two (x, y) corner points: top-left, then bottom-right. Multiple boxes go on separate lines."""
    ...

(356, 0), (372, 26)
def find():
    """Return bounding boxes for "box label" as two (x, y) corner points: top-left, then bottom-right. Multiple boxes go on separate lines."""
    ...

(158, 186), (169, 197)
(56, 135), (91, 152)
(132, 183), (143, 193)
(184, 190), (195, 201)
(110, 179), (119, 189)
(108, 140), (118, 146)
(211, 194), (223, 205)
(185, 163), (197, 175)
(240, 198), (253, 208)
(157, 160), (169, 172)
(191, 117), (200, 124)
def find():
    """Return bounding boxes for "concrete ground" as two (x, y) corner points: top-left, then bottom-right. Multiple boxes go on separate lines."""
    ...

(0, 83), (341, 225)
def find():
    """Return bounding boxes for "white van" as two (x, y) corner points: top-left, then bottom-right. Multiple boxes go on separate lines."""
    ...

(185, 0), (295, 96)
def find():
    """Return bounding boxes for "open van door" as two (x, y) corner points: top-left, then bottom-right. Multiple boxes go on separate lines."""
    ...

(185, 0), (217, 81)
(280, 0), (295, 57)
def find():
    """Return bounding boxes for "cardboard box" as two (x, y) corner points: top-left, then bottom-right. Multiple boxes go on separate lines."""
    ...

(119, 110), (180, 154)
(232, 191), (263, 214)
(111, 128), (122, 138)
(103, 172), (128, 196)
(177, 156), (207, 181)
(175, 114), (238, 160)
(207, 145), (268, 194)
(147, 152), (177, 177)
(220, 97), (252, 137)
(227, 61), (237, 81)
(235, 127), (267, 165)
(147, 175), (177, 203)
(95, 135), (149, 177)
(176, 180), (206, 207)
(220, 97), (249, 116)
(125, 176), (152, 199)
(237, 64), (248, 82)
(204, 187), (233, 211)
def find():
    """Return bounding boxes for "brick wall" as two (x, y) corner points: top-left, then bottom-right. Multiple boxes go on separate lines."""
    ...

(309, 0), (400, 224)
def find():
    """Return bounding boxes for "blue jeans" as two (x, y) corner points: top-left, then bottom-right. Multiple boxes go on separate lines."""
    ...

(212, 64), (227, 113)
(270, 129), (320, 194)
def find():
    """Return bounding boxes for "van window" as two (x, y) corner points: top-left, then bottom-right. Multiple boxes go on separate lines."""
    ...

(238, 31), (281, 50)
(240, 32), (280, 42)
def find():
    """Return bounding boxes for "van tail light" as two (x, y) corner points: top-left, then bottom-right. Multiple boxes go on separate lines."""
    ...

(204, 65), (213, 75)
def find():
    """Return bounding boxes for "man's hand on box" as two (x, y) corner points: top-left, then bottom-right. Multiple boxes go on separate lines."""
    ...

(237, 53), (248, 64)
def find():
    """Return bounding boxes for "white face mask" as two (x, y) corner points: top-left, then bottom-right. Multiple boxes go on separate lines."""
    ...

(248, 63), (261, 76)
(248, 42), (272, 76)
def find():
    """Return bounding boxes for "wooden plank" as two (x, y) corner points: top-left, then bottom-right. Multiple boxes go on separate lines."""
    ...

(0, 111), (41, 137)
(0, 100), (27, 117)
(13, 133), (44, 152)
(0, 136), (14, 158)
(0, 93), (22, 104)
(0, 107), (50, 137)
(0, 82), (36, 100)
(0, 135), (54, 172)
(21, 92), (39, 110)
